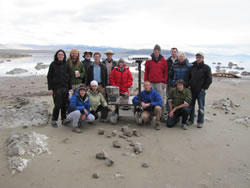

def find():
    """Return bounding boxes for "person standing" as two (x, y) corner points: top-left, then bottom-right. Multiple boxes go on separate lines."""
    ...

(86, 52), (108, 96)
(109, 58), (133, 96)
(102, 50), (117, 78)
(187, 52), (212, 128)
(67, 49), (85, 90)
(167, 80), (191, 130)
(144, 44), (168, 103)
(81, 50), (93, 83)
(47, 49), (73, 128)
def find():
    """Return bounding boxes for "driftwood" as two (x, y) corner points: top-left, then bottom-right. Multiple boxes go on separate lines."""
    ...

(212, 72), (241, 78)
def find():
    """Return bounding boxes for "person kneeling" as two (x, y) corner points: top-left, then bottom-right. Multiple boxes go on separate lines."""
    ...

(87, 80), (109, 122)
(167, 80), (191, 130)
(67, 84), (95, 133)
(132, 81), (162, 130)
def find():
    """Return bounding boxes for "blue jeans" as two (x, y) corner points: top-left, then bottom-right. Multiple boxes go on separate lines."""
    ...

(189, 90), (206, 124)
(167, 107), (190, 127)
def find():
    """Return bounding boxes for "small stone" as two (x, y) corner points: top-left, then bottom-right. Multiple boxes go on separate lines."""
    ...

(97, 128), (105, 135)
(119, 134), (127, 139)
(123, 130), (132, 137)
(225, 111), (229, 114)
(141, 161), (149, 168)
(121, 126), (129, 132)
(22, 126), (28, 129)
(114, 173), (125, 179)
(96, 151), (108, 160)
(92, 173), (100, 179)
(129, 142), (135, 147)
(112, 130), (118, 137)
(112, 140), (121, 148)
(134, 142), (143, 154)
(133, 129), (141, 137)
(106, 132), (112, 138)
(226, 144), (230, 147)
(213, 113), (217, 116)
(105, 159), (114, 167)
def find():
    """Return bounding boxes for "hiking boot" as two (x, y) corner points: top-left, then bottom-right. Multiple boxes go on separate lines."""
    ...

(51, 120), (58, 128)
(187, 120), (193, 125)
(182, 124), (188, 130)
(72, 127), (82, 133)
(197, 123), (203, 128)
(62, 118), (71, 126)
(154, 122), (161, 130)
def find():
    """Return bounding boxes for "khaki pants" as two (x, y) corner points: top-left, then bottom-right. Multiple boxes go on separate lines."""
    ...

(141, 106), (162, 123)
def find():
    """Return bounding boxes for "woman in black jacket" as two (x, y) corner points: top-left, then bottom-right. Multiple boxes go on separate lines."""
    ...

(47, 49), (73, 128)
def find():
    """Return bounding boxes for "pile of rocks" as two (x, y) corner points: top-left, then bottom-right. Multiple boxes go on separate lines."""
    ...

(234, 116), (250, 126)
(6, 131), (50, 174)
(0, 97), (50, 128)
(212, 98), (240, 113)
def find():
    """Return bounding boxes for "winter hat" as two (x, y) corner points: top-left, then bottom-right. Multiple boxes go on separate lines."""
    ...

(90, 80), (98, 87)
(153, 44), (161, 51)
(118, 58), (125, 64)
(196, 52), (204, 58)
(78, 84), (87, 91)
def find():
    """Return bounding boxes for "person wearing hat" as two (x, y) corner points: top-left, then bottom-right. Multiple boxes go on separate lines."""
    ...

(167, 79), (191, 130)
(87, 80), (109, 122)
(67, 49), (85, 90)
(144, 44), (168, 118)
(102, 50), (117, 77)
(66, 84), (95, 133)
(109, 58), (133, 96)
(187, 52), (212, 128)
(81, 50), (93, 83)
(86, 52), (108, 96)
(47, 49), (73, 128)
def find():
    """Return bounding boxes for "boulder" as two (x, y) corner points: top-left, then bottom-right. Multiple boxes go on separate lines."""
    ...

(34, 62), (49, 70)
(6, 68), (28, 75)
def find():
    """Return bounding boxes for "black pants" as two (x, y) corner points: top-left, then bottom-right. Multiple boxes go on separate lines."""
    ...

(90, 105), (109, 120)
(52, 88), (68, 121)
(167, 107), (190, 128)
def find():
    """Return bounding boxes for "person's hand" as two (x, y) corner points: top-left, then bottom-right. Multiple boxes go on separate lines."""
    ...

(169, 110), (174, 118)
(162, 83), (166, 90)
(69, 89), (74, 94)
(76, 73), (81, 78)
(81, 114), (86, 121)
(49, 90), (53, 95)
(84, 109), (88, 115)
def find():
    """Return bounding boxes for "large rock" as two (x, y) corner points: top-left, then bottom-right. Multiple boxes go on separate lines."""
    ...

(34, 62), (49, 70)
(6, 68), (28, 75)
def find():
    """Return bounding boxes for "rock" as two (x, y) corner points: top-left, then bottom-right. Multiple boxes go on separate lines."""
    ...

(141, 161), (149, 168)
(105, 159), (114, 167)
(8, 157), (29, 173)
(123, 130), (133, 137)
(112, 130), (118, 136)
(119, 134), (127, 139)
(234, 117), (250, 126)
(6, 68), (28, 75)
(134, 142), (143, 154)
(97, 128), (105, 135)
(8, 145), (25, 156)
(212, 98), (237, 112)
(121, 126), (129, 132)
(92, 173), (100, 179)
(34, 62), (49, 70)
(96, 151), (108, 160)
(112, 140), (121, 148)
(133, 129), (141, 137)
(114, 173), (125, 179)
(106, 132), (112, 138)
(228, 62), (234, 68)
(241, 71), (250, 76)
(129, 142), (135, 147)
(213, 113), (217, 116)
(234, 66), (244, 70)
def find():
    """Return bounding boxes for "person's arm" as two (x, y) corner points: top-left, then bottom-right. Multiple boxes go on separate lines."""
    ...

(132, 94), (140, 105)
(150, 90), (163, 107)
(100, 93), (108, 107)
(127, 70), (133, 88)
(163, 59), (168, 84)
(47, 63), (53, 92)
(144, 61), (149, 81)
(109, 69), (115, 86)
(67, 64), (72, 90)
(80, 63), (85, 80)
(203, 66), (212, 90)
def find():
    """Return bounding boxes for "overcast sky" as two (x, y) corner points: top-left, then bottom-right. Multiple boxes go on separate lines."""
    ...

(1, 0), (250, 54)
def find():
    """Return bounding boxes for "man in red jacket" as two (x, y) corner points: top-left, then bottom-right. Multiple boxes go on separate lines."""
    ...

(144, 44), (168, 106)
(109, 58), (133, 96)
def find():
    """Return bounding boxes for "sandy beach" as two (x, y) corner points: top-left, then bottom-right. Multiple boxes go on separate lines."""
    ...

(0, 75), (250, 188)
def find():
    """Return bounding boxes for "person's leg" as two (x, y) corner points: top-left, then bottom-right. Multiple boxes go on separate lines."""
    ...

(189, 92), (197, 124)
(197, 90), (206, 126)
(167, 109), (181, 128)
(86, 113), (95, 122)
(90, 110), (98, 120)
(99, 105), (109, 119)
(153, 106), (162, 130)
(60, 88), (68, 121)
(67, 110), (81, 128)
(180, 107), (190, 124)
(141, 111), (151, 123)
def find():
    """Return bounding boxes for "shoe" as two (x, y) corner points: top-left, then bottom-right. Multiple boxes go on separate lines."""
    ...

(51, 120), (58, 128)
(154, 122), (161, 130)
(187, 120), (193, 125)
(197, 123), (203, 128)
(182, 124), (188, 130)
(72, 128), (82, 133)
(62, 118), (71, 126)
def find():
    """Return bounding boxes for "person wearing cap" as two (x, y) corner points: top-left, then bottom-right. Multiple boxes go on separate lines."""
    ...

(167, 79), (191, 130)
(144, 44), (168, 106)
(169, 52), (191, 88)
(187, 52), (212, 128)
(47, 49), (73, 128)
(87, 80), (109, 122)
(109, 58), (133, 96)
(67, 49), (85, 90)
(86, 52), (108, 96)
(66, 84), (95, 133)
(102, 50), (117, 77)
(132, 81), (162, 130)
(81, 50), (93, 84)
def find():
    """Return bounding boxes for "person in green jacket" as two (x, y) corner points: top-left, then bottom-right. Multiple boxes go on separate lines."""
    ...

(67, 49), (85, 90)
(87, 80), (109, 122)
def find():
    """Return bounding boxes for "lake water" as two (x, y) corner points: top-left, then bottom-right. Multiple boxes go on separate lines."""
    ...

(0, 51), (249, 77)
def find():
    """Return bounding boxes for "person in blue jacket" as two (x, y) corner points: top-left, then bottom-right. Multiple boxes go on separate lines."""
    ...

(66, 84), (95, 133)
(133, 81), (162, 130)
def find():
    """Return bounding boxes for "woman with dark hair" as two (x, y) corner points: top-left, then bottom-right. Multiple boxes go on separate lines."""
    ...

(47, 49), (73, 128)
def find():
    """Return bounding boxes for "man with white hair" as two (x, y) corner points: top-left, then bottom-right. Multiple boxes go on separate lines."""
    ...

(169, 52), (192, 88)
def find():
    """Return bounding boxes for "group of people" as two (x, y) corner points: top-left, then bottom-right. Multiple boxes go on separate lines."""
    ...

(47, 44), (212, 133)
